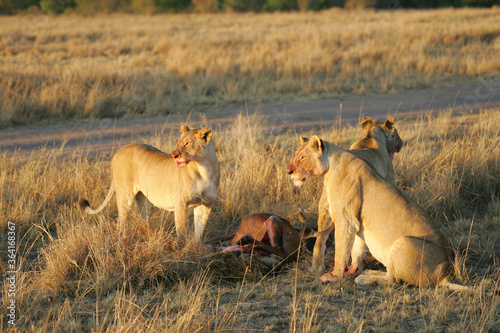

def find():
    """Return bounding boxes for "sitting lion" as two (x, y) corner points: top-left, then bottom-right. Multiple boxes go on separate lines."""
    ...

(313, 117), (403, 274)
(287, 135), (468, 290)
(79, 125), (220, 246)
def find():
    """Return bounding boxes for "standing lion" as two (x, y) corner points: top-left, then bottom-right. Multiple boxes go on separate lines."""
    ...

(79, 125), (220, 246)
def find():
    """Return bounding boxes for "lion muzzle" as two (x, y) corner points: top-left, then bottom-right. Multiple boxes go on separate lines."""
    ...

(287, 164), (306, 188)
(172, 150), (188, 168)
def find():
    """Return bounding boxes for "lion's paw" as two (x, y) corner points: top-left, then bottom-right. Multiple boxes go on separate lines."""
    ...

(319, 272), (343, 283)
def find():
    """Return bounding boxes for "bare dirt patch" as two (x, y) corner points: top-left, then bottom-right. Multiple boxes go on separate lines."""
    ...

(1, 81), (499, 157)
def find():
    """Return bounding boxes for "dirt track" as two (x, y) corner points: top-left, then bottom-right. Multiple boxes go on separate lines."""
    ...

(1, 81), (499, 157)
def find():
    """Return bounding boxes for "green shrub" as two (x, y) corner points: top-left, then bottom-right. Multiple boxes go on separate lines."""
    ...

(455, 0), (500, 6)
(74, 0), (123, 14)
(40, 0), (76, 15)
(222, 0), (266, 12)
(154, 0), (191, 11)
(262, 0), (298, 11)
(0, 0), (39, 14)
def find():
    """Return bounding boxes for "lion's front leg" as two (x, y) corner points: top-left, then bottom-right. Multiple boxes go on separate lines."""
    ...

(311, 187), (331, 274)
(194, 205), (211, 247)
(320, 218), (356, 283)
(175, 201), (189, 243)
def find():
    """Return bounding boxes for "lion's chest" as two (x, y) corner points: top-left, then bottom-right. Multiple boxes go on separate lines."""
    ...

(187, 178), (218, 205)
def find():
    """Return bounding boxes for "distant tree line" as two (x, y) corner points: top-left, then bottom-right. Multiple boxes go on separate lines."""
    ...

(0, 0), (499, 15)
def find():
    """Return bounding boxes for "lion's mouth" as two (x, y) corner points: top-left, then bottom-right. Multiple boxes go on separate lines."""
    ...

(291, 176), (307, 188)
(175, 158), (190, 168)
(176, 161), (187, 168)
(389, 145), (402, 161)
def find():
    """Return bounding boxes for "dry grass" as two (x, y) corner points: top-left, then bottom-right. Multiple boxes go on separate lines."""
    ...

(1, 8), (500, 127)
(1, 109), (499, 331)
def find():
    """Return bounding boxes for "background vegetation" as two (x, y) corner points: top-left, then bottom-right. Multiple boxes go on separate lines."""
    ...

(1, 110), (499, 331)
(1, 6), (499, 330)
(1, 0), (500, 15)
(1, 8), (500, 128)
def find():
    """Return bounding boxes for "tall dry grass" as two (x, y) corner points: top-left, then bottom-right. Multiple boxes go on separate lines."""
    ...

(1, 110), (499, 331)
(1, 8), (500, 127)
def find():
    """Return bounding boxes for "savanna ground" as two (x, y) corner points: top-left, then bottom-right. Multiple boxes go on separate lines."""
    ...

(1, 110), (500, 332)
(1, 8), (500, 333)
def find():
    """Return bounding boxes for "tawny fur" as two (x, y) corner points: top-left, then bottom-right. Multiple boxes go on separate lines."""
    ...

(312, 117), (403, 275)
(287, 135), (463, 288)
(79, 125), (220, 246)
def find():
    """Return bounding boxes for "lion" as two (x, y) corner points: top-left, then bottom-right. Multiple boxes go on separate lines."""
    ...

(286, 135), (470, 290)
(349, 116), (403, 184)
(79, 125), (220, 246)
(313, 117), (403, 274)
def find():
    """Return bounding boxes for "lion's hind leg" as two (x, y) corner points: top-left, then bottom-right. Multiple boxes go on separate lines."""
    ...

(355, 270), (392, 286)
(387, 236), (451, 287)
(115, 188), (135, 237)
(347, 235), (366, 276)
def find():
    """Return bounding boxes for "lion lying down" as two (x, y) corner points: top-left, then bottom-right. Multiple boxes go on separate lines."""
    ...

(287, 135), (471, 291)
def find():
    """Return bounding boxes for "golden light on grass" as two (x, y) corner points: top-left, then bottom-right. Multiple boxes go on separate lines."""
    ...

(1, 8), (500, 126)
(1, 6), (500, 330)
(1, 109), (499, 331)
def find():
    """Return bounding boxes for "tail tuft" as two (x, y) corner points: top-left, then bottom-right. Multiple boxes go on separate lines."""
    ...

(78, 198), (90, 211)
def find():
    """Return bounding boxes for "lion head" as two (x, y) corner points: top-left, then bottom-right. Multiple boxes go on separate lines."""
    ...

(286, 136), (326, 188)
(360, 116), (403, 160)
(172, 125), (213, 168)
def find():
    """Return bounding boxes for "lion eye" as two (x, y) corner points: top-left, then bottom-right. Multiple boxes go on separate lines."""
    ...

(299, 156), (305, 161)
(184, 142), (190, 147)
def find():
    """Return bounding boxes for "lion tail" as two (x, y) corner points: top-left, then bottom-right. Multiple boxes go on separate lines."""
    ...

(78, 181), (115, 216)
(300, 223), (335, 239)
(297, 208), (335, 239)
(440, 278), (494, 296)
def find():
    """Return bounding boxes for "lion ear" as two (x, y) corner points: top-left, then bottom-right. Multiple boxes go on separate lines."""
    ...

(180, 125), (190, 134)
(309, 135), (323, 153)
(360, 117), (375, 132)
(383, 116), (395, 131)
(197, 127), (213, 143)
(299, 136), (309, 145)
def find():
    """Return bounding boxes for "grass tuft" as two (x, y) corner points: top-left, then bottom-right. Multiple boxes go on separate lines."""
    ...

(1, 110), (499, 331)
(1, 9), (500, 127)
